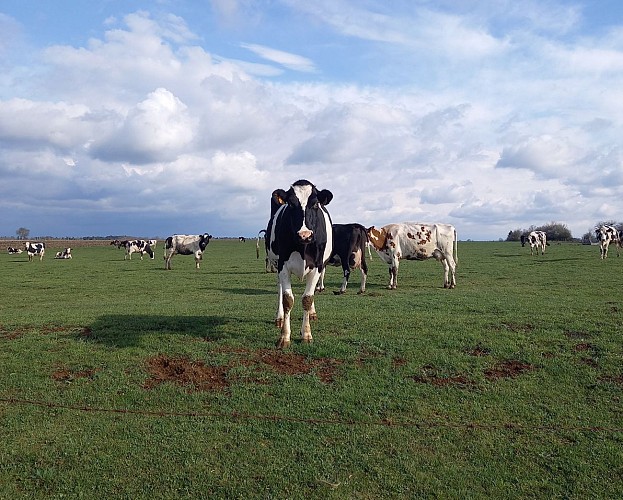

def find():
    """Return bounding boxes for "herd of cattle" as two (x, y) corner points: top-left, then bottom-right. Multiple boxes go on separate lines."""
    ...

(6, 179), (623, 347)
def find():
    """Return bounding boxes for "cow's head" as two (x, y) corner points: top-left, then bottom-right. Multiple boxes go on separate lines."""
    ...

(273, 180), (333, 243)
(199, 233), (213, 251)
(367, 226), (387, 251)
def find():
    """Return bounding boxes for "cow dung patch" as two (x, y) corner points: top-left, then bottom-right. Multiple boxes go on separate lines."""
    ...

(143, 355), (230, 392)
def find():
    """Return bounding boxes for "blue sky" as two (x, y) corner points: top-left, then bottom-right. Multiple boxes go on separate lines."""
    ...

(1, 0), (623, 240)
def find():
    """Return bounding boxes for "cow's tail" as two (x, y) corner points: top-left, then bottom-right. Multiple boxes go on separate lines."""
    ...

(256, 230), (266, 259)
(453, 227), (458, 266)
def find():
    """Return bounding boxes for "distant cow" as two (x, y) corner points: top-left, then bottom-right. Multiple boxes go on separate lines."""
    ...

(521, 231), (548, 256)
(163, 234), (212, 270)
(124, 240), (154, 260)
(367, 223), (457, 289)
(324, 223), (369, 295)
(595, 225), (621, 259)
(266, 179), (333, 348)
(110, 239), (128, 249)
(24, 242), (45, 261)
(54, 248), (72, 259)
(239, 236), (246, 242)
(7, 246), (22, 254)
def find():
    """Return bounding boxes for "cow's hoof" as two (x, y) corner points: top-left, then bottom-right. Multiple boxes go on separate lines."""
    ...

(276, 338), (291, 349)
(274, 318), (283, 328)
(333, 290), (345, 295)
(316, 287), (325, 293)
(301, 337), (313, 344)
(357, 289), (365, 295)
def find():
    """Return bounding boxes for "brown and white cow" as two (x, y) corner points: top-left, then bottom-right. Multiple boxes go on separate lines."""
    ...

(521, 230), (548, 256)
(367, 223), (457, 289)
(24, 242), (45, 261)
(266, 179), (333, 348)
(595, 225), (621, 259)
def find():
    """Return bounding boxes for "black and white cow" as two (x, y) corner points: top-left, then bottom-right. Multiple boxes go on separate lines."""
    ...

(266, 179), (333, 348)
(24, 242), (45, 261)
(124, 240), (154, 260)
(323, 223), (369, 295)
(367, 223), (457, 289)
(595, 225), (621, 259)
(110, 239), (128, 249)
(520, 230), (548, 256)
(55, 248), (72, 259)
(7, 246), (22, 254)
(163, 234), (212, 270)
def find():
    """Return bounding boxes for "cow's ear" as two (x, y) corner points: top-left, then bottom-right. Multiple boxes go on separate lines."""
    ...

(272, 189), (288, 205)
(317, 189), (333, 205)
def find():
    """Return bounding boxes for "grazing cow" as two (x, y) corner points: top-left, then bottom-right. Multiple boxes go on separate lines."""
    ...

(124, 240), (154, 260)
(520, 231), (548, 256)
(24, 242), (45, 261)
(148, 239), (157, 251)
(595, 225), (621, 259)
(367, 223), (457, 290)
(110, 239), (128, 249)
(266, 179), (333, 348)
(7, 246), (22, 254)
(163, 234), (212, 270)
(54, 248), (72, 259)
(324, 223), (369, 295)
(239, 236), (246, 242)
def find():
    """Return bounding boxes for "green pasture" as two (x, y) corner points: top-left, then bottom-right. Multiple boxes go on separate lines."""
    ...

(0, 240), (621, 498)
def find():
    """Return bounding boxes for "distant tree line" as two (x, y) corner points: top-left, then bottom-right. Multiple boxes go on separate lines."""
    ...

(506, 222), (573, 242)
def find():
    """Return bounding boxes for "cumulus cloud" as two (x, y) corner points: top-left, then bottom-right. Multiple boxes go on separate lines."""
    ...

(91, 88), (196, 164)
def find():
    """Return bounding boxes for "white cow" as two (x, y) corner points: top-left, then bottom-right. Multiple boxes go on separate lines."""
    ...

(55, 248), (72, 259)
(367, 223), (457, 290)
(521, 231), (548, 256)
(596, 225), (621, 259)
(24, 242), (45, 261)
(163, 234), (212, 270)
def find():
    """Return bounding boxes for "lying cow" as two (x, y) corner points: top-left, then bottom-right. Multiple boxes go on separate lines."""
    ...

(520, 230), (548, 256)
(124, 240), (154, 260)
(7, 246), (22, 254)
(163, 234), (212, 270)
(24, 241), (45, 261)
(55, 248), (72, 259)
(595, 225), (621, 259)
(323, 223), (369, 295)
(266, 179), (333, 348)
(367, 223), (457, 289)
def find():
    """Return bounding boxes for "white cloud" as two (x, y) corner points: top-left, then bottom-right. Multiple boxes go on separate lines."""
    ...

(241, 43), (316, 72)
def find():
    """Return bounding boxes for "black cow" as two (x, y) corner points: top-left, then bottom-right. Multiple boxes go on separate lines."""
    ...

(266, 179), (333, 348)
(24, 242), (45, 261)
(323, 223), (369, 295)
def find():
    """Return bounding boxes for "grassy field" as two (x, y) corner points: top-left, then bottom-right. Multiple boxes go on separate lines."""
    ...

(0, 239), (621, 498)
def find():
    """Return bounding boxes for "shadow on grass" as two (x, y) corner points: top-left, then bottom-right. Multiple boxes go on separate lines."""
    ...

(87, 314), (230, 347)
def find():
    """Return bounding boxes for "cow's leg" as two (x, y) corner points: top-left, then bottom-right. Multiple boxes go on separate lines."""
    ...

(276, 273), (294, 349)
(335, 263), (350, 295)
(275, 280), (284, 328)
(358, 259), (368, 294)
(301, 271), (322, 343)
(195, 251), (202, 270)
(316, 268), (326, 293)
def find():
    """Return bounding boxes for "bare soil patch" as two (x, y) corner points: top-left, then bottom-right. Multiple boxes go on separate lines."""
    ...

(465, 344), (491, 357)
(52, 366), (99, 383)
(143, 349), (342, 392)
(484, 360), (536, 380)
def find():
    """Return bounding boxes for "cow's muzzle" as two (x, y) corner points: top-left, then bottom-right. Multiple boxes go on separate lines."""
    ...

(298, 229), (313, 242)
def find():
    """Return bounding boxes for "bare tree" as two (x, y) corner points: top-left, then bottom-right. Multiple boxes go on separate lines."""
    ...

(16, 227), (30, 240)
